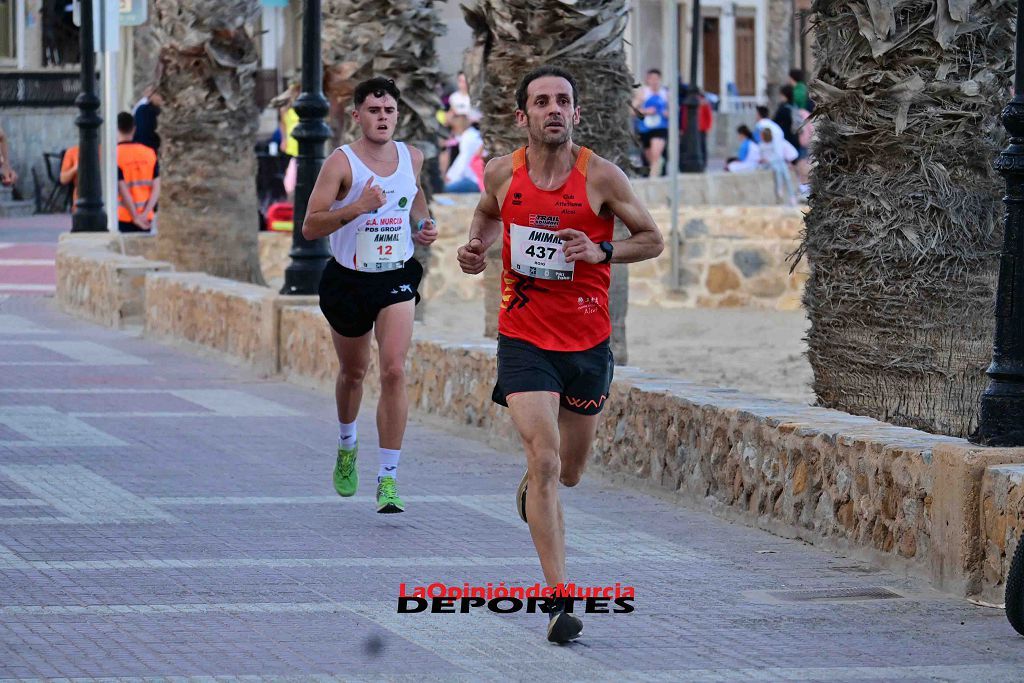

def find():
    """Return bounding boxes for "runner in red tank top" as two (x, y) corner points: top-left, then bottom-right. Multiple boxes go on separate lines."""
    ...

(457, 66), (663, 644)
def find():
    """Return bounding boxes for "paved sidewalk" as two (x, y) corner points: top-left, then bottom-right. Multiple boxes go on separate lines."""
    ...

(1, 294), (1023, 681)
(0, 214), (66, 296)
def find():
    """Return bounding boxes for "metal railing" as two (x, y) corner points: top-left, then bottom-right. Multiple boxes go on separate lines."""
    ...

(0, 72), (84, 107)
(719, 95), (761, 117)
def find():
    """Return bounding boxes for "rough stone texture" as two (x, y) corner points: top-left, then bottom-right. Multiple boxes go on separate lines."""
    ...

(632, 172), (781, 207)
(55, 235), (172, 328)
(258, 203), (808, 312)
(981, 464), (1024, 603)
(145, 272), (315, 375)
(57, 245), (1024, 597)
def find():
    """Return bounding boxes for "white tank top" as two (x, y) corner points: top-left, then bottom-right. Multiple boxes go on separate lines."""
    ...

(329, 141), (417, 271)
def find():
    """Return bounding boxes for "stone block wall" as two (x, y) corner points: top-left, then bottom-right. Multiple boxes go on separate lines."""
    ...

(257, 203), (806, 311)
(981, 465), (1024, 603)
(54, 238), (1024, 598)
(55, 234), (172, 328)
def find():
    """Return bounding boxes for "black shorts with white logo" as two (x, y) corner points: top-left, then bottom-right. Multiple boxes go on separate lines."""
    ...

(318, 257), (422, 338)
(492, 335), (614, 416)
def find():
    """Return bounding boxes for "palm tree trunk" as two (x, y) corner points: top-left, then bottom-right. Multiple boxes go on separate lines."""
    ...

(149, 0), (265, 284)
(798, 0), (1011, 436)
(463, 0), (635, 362)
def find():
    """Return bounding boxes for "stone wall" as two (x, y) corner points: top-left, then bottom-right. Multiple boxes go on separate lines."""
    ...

(258, 203), (806, 311)
(640, 206), (807, 310)
(981, 465), (1024, 603)
(54, 234), (1024, 598)
(55, 234), (172, 328)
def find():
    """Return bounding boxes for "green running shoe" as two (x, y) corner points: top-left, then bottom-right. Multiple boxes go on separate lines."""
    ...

(376, 476), (405, 514)
(333, 443), (358, 497)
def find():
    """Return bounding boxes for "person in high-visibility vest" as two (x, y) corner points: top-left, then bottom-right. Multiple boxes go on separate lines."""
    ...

(115, 112), (160, 233)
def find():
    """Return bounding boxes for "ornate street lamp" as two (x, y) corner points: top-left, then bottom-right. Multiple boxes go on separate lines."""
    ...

(71, 0), (105, 232)
(280, 0), (332, 295)
(974, 8), (1024, 446)
(681, 0), (703, 173)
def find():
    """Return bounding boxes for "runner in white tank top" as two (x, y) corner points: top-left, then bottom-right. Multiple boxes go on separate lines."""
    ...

(329, 141), (417, 271)
(300, 77), (440, 515)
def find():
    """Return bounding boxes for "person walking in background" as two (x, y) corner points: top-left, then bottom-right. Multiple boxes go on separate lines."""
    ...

(443, 110), (484, 193)
(725, 125), (760, 173)
(697, 89), (713, 171)
(115, 112), (160, 233)
(632, 69), (669, 177)
(789, 69), (810, 111)
(132, 89), (163, 152)
(758, 127), (798, 206)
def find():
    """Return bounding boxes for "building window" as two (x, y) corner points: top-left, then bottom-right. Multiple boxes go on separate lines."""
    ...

(43, 0), (80, 66)
(0, 0), (15, 61)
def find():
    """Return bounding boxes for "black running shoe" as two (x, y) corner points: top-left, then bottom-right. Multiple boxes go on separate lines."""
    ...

(546, 598), (583, 644)
(516, 470), (528, 523)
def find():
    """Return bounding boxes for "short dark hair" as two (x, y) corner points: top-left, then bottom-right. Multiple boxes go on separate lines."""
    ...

(737, 125), (753, 139)
(515, 65), (579, 111)
(780, 84), (795, 103)
(646, 68), (662, 77)
(756, 105), (770, 119)
(789, 68), (805, 82)
(117, 112), (135, 134)
(353, 77), (401, 107)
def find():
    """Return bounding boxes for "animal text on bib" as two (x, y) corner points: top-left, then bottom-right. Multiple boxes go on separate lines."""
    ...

(509, 223), (574, 281)
(355, 215), (407, 271)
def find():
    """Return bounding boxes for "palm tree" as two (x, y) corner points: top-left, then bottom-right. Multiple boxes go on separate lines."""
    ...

(797, 0), (1012, 436)
(462, 0), (635, 362)
(149, 0), (265, 284)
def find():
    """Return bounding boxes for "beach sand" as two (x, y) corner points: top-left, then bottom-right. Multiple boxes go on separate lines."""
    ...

(417, 295), (814, 405)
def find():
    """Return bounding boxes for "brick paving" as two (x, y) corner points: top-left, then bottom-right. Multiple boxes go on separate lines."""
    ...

(2, 223), (1024, 681)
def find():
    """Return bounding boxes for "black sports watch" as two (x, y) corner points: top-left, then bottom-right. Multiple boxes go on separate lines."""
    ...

(599, 241), (614, 264)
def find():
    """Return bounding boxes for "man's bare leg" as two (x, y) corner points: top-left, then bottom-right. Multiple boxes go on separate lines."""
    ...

(507, 391), (566, 586)
(331, 329), (372, 423)
(373, 300), (415, 450)
(557, 408), (600, 488)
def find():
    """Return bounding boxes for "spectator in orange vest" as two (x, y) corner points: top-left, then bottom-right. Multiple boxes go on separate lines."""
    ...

(115, 112), (160, 233)
(59, 144), (81, 207)
(0, 120), (16, 187)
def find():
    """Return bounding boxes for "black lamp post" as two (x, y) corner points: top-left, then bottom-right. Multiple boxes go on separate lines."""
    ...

(681, 0), (703, 173)
(974, 7), (1024, 446)
(71, 0), (105, 232)
(280, 0), (331, 295)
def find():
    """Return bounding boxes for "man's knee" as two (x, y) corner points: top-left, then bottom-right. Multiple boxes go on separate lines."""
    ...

(379, 362), (405, 387)
(528, 454), (561, 486)
(339, 365), (367, 386)
(559, 470), (582, 487)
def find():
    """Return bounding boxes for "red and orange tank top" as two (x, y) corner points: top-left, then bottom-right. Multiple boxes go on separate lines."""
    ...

(498, 146), (614, 352)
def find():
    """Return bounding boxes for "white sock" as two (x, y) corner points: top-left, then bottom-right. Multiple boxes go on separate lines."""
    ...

(339, 421), (357, 448)
(378, 448), (400, 481)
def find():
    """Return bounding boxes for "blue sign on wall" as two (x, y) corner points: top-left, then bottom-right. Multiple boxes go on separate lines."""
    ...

(119, 0), (148, 27)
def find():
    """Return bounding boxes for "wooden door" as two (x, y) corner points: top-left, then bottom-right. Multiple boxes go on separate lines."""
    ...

(735, 17), (756, 96)
(702, 17), (720, 95)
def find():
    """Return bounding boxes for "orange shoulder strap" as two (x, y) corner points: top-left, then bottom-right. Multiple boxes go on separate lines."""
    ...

(574, 147), (593, 177)
(512, 147), (527, 173)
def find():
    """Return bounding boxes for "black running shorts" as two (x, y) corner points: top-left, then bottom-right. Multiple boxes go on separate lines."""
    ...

(492, 335), (614, 416)
(318, 257), (423, 338)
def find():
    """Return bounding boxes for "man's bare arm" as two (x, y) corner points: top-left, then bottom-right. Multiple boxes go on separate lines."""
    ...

(457, 156), (511, 275)
(408, 146), (438, 245)
(467, 156), (510, 249)
(595, 160), (664, 263)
